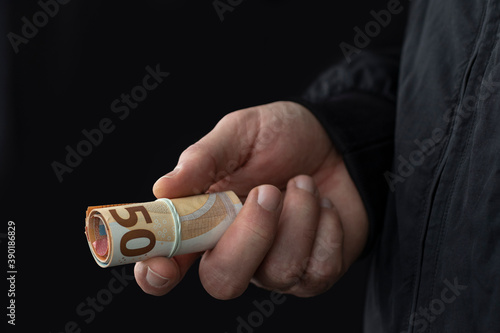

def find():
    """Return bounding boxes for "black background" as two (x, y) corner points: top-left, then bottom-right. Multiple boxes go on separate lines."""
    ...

(2, 0), (406, 332)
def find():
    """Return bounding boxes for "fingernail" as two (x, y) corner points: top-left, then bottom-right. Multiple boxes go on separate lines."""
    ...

(257, 185), (281, 212)
(146, 266), (170, 288)
(320, 197), (334, 209)
(163, 166), (181, 178)
(294, 176), (316, 194)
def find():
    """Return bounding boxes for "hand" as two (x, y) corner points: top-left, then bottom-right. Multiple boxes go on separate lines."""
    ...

(134, 101), (368, 298)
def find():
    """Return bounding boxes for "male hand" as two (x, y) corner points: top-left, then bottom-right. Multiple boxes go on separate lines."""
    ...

(134, 101), (368, 298)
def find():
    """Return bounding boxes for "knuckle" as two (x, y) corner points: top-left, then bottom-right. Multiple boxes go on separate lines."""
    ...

(207, 283), (243, 300)
(219, 108), (256, 130)
(294, 279), (333, 298)
(180, 142), (204, 157)
(241, 218), (275, 244)
(287, 257), (345, 298)
(200, 264), (245, 300)
(306, 259), (345, 289)
(260, 261), (303, 290)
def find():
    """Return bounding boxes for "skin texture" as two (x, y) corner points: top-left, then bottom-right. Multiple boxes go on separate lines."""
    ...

(134, 101), (368, 299)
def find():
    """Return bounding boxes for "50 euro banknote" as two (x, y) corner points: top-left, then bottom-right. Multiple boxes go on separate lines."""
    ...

(85, 191), (242, 267)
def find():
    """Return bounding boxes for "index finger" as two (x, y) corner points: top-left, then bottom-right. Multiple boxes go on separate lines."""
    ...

(153, 109), (258, 199)
(197, 185), (282, 300)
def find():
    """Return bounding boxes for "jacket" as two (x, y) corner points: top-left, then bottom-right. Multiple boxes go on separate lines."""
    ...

(300, 1), (500, 332)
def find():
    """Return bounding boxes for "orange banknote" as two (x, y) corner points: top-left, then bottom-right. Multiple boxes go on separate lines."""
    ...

(85, 191), (242, 267)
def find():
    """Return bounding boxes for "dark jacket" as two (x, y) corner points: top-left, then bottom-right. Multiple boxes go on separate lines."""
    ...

(300, 1), (500, 332)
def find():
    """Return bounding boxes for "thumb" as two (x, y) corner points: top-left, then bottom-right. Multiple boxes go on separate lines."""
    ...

(152, 144), (218, 199)
(153, 111), (255, 199)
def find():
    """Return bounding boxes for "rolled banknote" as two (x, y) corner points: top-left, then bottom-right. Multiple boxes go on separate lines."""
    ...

(85, 191), (242, 267)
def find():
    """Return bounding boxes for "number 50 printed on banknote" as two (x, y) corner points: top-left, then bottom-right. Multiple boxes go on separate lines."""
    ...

(85, 191), (242, 267)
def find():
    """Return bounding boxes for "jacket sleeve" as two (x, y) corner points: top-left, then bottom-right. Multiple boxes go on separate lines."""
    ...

(292, 48), (400, 258)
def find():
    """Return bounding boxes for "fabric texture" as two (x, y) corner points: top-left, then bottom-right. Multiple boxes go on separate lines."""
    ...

(297, 1), (500, 332)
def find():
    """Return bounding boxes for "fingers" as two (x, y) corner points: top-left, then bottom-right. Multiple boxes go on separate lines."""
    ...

(135, 184), (282, 298)
(253, 175), (321, 290)
(134, 253), (200, 296)
(137, 176), (345, 298)
(252, 175), (345, 297)
(286, 198), (345, 297)
(198, 185), (282, 300)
